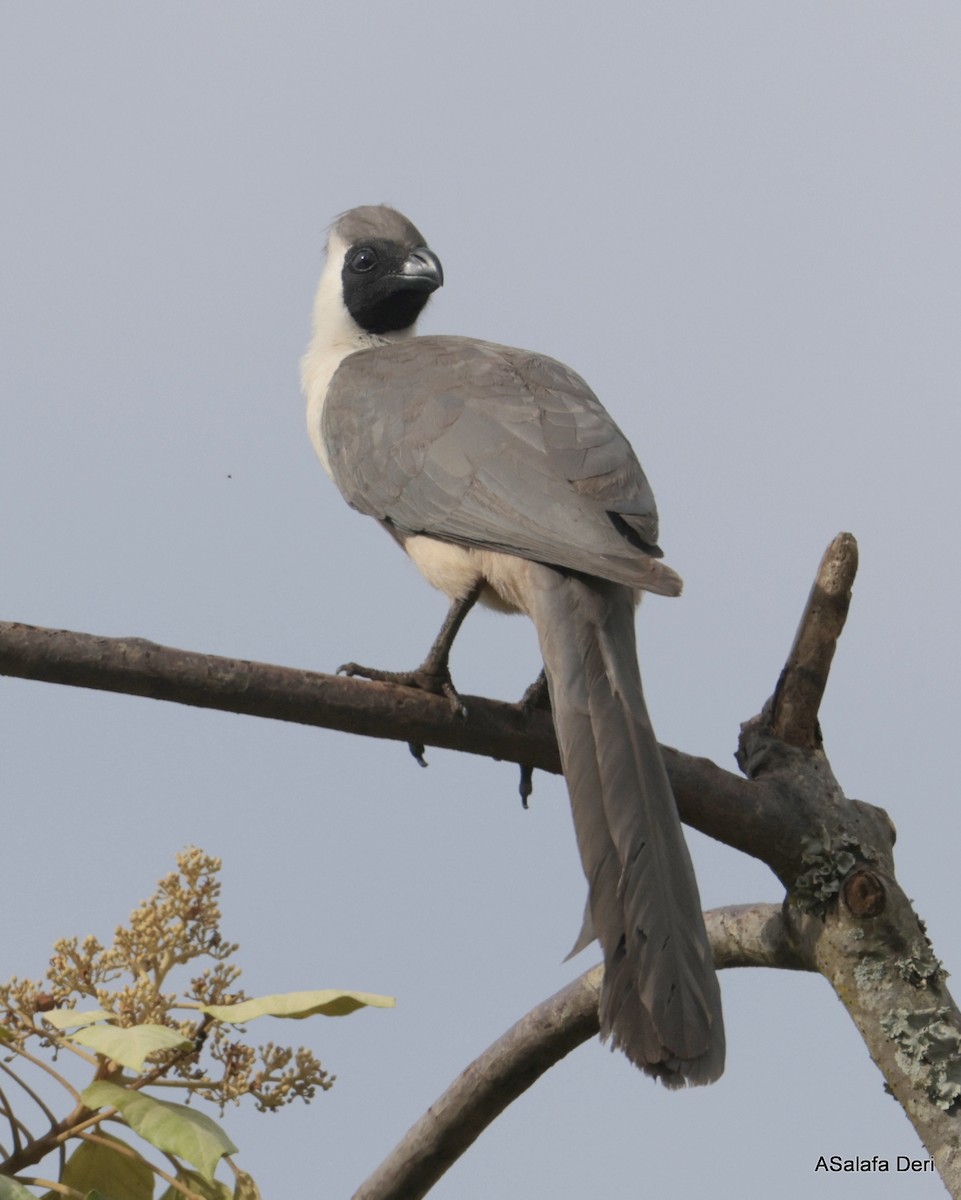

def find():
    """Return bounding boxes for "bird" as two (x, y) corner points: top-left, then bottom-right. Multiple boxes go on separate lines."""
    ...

(301, 204), (724, 1086)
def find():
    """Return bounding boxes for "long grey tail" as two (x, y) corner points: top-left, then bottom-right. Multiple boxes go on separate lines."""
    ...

(526, 563), (724, 1087)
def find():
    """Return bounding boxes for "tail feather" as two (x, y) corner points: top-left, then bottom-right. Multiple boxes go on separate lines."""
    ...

(526, 563), (724, 1087)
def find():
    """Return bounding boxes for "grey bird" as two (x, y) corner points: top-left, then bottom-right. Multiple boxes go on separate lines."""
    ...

(302, 204), (724, 1086)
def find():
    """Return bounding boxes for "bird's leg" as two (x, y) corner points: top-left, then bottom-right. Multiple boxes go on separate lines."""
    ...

(516, 668), (552, 807)
(339, 583), (482, 718)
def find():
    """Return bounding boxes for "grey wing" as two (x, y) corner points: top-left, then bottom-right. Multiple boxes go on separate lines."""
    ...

(323, 335), (681, 595)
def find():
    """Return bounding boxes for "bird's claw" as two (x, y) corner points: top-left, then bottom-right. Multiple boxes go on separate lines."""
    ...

(337, 660), (468, 718)
(337, 660), (384, 680)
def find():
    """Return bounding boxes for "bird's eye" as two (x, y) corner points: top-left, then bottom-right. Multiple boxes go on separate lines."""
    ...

(349, 247), (378, 273)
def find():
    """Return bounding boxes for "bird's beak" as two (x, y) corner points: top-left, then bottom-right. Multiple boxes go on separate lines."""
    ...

(395, 246), (444, 292)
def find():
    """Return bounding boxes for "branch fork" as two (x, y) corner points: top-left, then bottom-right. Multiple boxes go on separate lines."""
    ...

(2, 533), (960, 1196)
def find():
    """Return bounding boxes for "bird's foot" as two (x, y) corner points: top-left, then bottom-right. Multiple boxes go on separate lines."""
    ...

(518, 764), (534, 809)
(515, 670), (550, 807)
(338, 660), (468, 718)
(408, 741), (429, 768)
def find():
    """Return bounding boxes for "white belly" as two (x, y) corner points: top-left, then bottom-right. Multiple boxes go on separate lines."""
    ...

(404, 535), (532, 615)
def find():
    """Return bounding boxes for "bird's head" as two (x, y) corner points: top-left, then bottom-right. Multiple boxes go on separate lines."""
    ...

(317, 205), (444, 342)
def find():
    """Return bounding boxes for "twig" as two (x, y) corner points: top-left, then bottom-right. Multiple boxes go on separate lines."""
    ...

(6, 1042), (84, 1102)
(0, 1104), (104, 1177)
(13, 1179), (79, 1198)
(0, 1057), (65, 1124)
(0, 1081), (29, 1153)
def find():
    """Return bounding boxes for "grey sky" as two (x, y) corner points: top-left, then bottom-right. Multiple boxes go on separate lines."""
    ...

(2, 3), (959, 1196)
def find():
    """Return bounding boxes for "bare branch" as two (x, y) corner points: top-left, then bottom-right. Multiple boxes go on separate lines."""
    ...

(353, 904), (800, 1200)
(770, 531), (859, 749)
(0, 620), (561, 772)
(704, 903), (805, 970)
(0, 620), (775, 867)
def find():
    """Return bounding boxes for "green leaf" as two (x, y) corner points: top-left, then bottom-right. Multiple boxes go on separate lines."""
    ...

(232, 1172), (261, 1200)
(61, 1132), (154, 1200)
(82, 1081), (237, 1182)
(200, 989), (396, 1023)
(157, 1170), (232, 1200)
(0, 1178), (38, 1200)
(69, 1023), (193, 1070)
(0, 1024), (15, 1042)
(42, 1008), (114, 1031)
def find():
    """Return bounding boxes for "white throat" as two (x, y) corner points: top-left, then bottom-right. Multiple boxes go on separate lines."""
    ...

(301, 231), (415, 477)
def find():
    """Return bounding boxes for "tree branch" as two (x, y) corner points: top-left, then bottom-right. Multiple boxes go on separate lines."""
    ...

(734, 534), (961, 1195)
(0, 622), (560, 772)
(770, 531), (858, 749)
(0, 620), (777, 869)
(353, 904), (803, 1200)
(4, 532), (961, 1195)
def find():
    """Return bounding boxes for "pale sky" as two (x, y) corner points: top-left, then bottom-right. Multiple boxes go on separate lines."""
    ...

(2, 4), (959, 1197)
